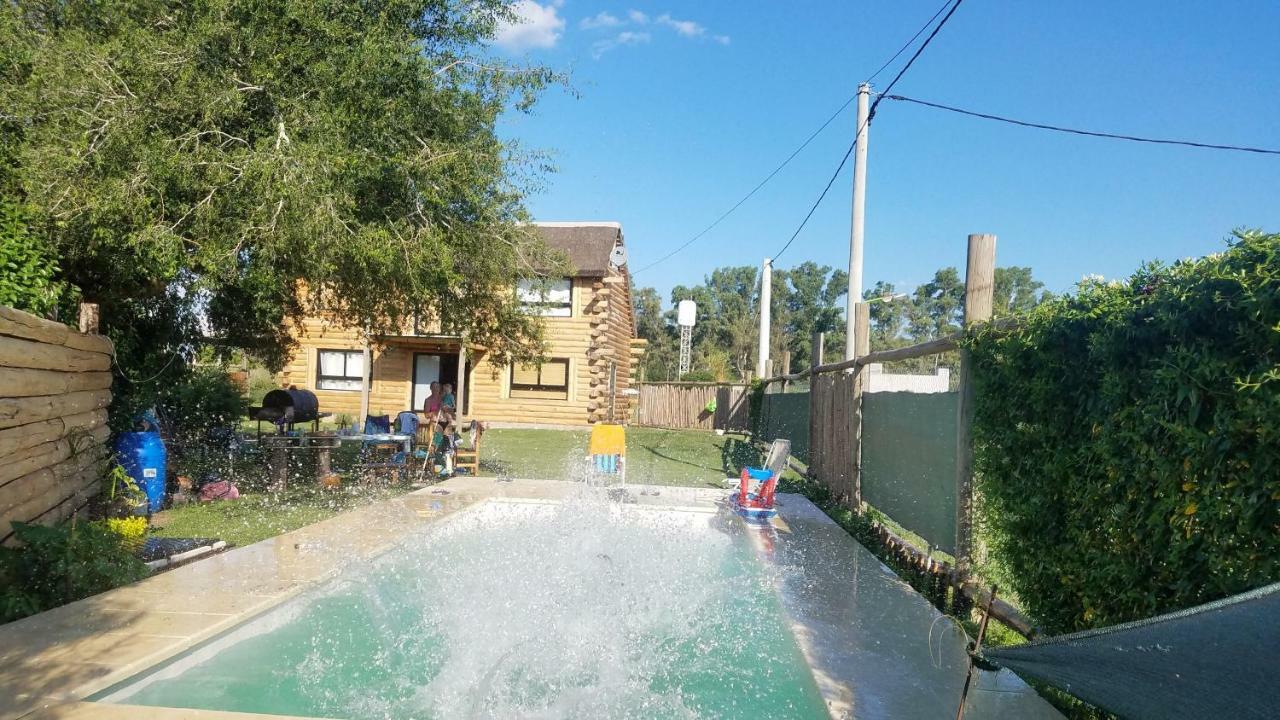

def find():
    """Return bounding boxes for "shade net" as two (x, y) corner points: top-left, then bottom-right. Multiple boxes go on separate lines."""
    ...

(860, 391), (958, 552)
(758, 391), (810, 461)
(985, 581), (1280, 720)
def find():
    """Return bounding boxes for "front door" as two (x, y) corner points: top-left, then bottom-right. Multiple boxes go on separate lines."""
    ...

(411, 352), (460, 413)
(412, 354), (441, 413)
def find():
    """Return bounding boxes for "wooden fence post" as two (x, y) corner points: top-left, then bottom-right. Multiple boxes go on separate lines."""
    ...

(77, 303), (100, 335)
(811, 331), (824, 369)
(955, 233), (996, 565)
(849, 302), (871, 507)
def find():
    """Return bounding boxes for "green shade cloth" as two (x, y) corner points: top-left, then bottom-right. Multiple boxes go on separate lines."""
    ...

(860, 392), (958, 553)
(758, 392), (810, 461)
(986, 582), (1280, 720)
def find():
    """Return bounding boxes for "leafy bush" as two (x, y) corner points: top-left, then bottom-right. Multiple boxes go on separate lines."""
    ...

(155, 368), (248, 445)
(0, 519), (149, 624)
(968, 230), (1280, 634)
(0, 198), (76, 317)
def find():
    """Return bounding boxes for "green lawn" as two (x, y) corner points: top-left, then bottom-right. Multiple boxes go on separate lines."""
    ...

(151, 486), (409, 548)
(480, 427), (775, 488)
(152, 427), (771, 548)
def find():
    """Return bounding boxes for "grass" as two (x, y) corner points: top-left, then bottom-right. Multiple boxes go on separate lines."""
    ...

(152, 427), (755, 547)
(480, 427), (774, 488)
(151, 485), (409, 548)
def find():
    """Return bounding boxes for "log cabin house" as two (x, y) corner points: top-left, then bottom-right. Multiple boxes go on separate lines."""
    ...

(276, 222), (644, 427)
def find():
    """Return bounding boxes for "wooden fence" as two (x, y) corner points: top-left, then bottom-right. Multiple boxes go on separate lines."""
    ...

(0, 305), (113, 541)
(752, 234), (1038, 635)
(633, 382), (750, 431)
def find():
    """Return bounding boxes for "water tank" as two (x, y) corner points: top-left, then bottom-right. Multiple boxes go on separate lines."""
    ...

(116, 432), (167, 514)
(677, 300), (697, 327)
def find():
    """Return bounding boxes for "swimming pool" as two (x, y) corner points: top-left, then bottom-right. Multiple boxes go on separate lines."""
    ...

(97, 496), (830, 719)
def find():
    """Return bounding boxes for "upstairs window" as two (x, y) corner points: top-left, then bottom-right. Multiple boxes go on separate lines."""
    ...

(510, 358), (570, 400)
(317, 349), (365, 391)
(517, 278), (572, 317)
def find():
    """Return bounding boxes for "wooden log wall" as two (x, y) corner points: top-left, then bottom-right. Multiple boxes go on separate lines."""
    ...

(0, 306), (113, 541)
(633, 383), (749, 431)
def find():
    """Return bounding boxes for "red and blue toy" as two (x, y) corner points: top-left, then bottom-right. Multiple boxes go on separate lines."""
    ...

(731, 466), (780, 522)
(730, 439), (789, 523)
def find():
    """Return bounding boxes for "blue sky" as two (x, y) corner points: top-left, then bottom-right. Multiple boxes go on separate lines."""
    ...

(491, 1), (1280, 303)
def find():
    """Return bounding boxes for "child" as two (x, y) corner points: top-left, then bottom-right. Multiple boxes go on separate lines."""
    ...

(433, 419), (457, 478)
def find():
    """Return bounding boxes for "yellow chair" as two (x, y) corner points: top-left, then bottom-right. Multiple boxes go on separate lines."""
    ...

(589, 424), (626, 478)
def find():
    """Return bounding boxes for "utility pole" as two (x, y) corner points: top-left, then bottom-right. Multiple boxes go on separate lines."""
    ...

(845, 82), (871, 360)
(757, 258), (772, 379)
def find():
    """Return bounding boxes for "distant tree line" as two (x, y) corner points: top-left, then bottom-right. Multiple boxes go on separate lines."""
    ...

(633, 262), (1051, 383)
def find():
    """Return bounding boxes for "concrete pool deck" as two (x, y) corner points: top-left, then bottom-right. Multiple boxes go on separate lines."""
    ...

(0, 478), (1059, 719)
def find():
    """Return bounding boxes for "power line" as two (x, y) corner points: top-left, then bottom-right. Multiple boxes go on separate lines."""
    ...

(774, 0), (967, 262)
(869, 0), (966, 120)
(771, 121), (864, 262)
(866, 0), (957, 84)
(881, 94), (1280, 156)
(631, 94), (856, 275)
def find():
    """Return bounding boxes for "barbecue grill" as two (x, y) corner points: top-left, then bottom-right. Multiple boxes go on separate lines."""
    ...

(247, 386), (325, 434)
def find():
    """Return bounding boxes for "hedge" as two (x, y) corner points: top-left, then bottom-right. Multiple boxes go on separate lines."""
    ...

(968, 230), (1280, 635)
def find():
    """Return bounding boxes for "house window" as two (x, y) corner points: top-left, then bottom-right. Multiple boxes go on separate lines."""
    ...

(516, 278), (572, 317)
(510, 358), (570, 400)
(317, 349), (365, 391)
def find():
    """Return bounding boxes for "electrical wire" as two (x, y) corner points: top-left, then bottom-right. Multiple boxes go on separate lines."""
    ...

(868, 0), (966, 120)
(880, 94), (1280, 156)
(771, 124), (862, 262)
(866, 0), (957, 84)
(772, 0), (966, 262)
(631, 94), (857, 275)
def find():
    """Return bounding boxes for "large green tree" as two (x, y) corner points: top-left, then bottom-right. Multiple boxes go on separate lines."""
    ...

(2, 0), (562, 383)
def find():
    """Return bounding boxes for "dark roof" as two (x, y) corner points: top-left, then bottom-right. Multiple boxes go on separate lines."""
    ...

(535, 223), (622, 276)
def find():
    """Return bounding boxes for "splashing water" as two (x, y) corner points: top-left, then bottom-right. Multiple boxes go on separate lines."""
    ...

(104, 487), (828, 719)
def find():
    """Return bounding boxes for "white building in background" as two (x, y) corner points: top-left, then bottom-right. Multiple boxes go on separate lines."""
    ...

(864, 363), (950, 393)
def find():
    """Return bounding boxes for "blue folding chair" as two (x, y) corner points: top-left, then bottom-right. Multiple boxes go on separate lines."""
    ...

(357, 415), (405, 483)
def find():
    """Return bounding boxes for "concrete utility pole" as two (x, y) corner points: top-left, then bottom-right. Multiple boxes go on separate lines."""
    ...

(845, 82), (871, 360)
(757, 258), (772, 379)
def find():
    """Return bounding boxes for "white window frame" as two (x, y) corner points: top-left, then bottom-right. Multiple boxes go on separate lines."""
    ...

(316, 349), (365, 391)
(516, 278), (572, 317)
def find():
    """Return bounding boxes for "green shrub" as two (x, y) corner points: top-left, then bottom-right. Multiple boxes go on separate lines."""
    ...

(155, 367), (249, 445)
(968, 230), (1280, 634)
(0, 519), (149, 624)
(0, 199), (76, 318)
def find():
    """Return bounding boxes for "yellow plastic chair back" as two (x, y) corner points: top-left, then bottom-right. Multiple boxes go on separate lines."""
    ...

(589, 424), (626, 457)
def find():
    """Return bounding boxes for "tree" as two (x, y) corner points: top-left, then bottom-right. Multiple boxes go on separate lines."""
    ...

(863, 281), (908, 349)
(671, 265), (759, 381)
(632, 286), (677, 381)
(994, 266), (1051, 317)
(908, 267), (964, 341)
(2, 1), (562, 409)
(778, 262), (847, 369)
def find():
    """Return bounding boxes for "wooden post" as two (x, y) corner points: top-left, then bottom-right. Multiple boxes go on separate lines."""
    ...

(780, 351), (791, 391)
(358, 338), (372, 429)
(811, 331), (825, 370)
(77, 303), (100, 335)
(955, 233), (996, 565)
(849, 302), (871, 507)
(456, 341), (468, 420)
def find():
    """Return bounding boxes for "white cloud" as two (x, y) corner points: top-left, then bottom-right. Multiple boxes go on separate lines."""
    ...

(657, 13), (704, 37)
(580, 11), (621, 30)
(628, 9), (649, 24)
(713, 34), (731, 45)
(493, 1), (565, 51)
(593, 30), (651, 58)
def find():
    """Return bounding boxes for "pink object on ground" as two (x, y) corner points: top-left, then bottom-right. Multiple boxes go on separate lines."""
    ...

(199, 480), (240, 502)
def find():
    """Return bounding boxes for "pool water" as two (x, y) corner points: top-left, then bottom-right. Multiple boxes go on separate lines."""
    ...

(100, 494), (830, 719)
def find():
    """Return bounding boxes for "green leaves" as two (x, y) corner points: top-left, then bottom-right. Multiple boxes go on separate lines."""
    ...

(4, 0), (564, 378)
(969, 231), (1280, 634)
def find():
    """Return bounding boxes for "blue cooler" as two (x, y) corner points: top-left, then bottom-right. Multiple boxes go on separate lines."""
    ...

(116, 432), (167, 513)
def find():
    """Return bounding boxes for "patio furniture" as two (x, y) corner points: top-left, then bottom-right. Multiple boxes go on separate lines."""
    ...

(588, 423), (626, 480)
(455, 420), (485, 476)
(357, 416), (407, 484)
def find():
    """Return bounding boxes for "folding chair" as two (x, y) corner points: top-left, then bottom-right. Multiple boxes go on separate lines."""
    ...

(357, 415), (405, 484)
